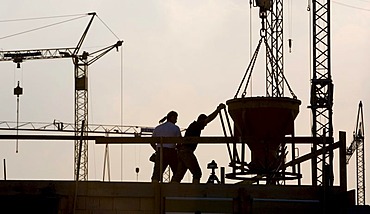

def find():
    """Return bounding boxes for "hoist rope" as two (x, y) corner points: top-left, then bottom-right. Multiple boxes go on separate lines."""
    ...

(249, 0), (253, 96)
(16, 91), (20, 153)
(120, 45), (125, 181)
(308, 0), (313, 129)
(14, 64), (24, 153)
(288, 0), (293, 38)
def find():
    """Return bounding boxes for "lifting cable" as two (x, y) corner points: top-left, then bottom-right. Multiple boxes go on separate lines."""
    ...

(234, 37), (263, 98)
(102, 131), (111, 182)
(249, 0), (253, 96)
(13, 63), (23, 153)
(120, 45), (125, 181)
(308, 0), (313, 129)
(288, 0), (293, 53)
(234, 35), (297, 99)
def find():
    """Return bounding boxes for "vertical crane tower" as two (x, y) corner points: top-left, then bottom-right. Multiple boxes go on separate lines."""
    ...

(265, 0), (333, 186)
(309, 0), (333, 187)
(266, 0), (333, 186)
(0, 12), (123, 181)
(346, 102), (365, 205)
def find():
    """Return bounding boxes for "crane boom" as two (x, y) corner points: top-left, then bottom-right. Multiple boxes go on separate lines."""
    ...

(0, 120), (153, 136)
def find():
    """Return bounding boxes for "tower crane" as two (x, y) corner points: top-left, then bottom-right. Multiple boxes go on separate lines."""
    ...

(346, 101), (365, 205)
(246, 0), (334, 187)
(308, 0), (334, 188)
(258, 0), (333, 186)
(0, 12), (123, 181)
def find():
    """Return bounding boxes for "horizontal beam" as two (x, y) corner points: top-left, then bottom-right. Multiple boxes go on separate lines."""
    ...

(0, 135), (95, 141)
(0, 48), (76, 62)
(0, 135), (333, 145)
(95, 136), (237, 144)
(285, 136), (333, 144)
(95, 136), (333, 144)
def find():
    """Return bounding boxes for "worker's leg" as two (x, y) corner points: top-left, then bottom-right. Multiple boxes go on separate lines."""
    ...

(151, 148), (171, 182)
(182, 151), (202, 183)
(151, 152), (161, 182)
(167, 148), (178, 175)
(171, 150), (187, 183)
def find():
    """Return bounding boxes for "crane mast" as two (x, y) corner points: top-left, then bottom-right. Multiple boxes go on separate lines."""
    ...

(346, 101), (365, 205)
(309, 0), (333, 187)
(72, 41), (122, 181)
(260, 0), (333, 186)
(265, 0), (284, 97)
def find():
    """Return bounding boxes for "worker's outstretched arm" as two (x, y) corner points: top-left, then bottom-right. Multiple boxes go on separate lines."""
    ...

(205, 103), (226, 125)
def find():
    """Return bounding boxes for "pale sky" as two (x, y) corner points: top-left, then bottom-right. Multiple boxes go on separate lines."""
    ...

(0, 0), (369, 204)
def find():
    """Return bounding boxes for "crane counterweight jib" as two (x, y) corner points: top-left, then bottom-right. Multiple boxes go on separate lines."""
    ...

(0, 48), (77, 62)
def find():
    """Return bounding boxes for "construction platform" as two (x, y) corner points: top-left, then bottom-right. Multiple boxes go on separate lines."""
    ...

(0, 132), (360, 213)
(0, 180), (358, 214)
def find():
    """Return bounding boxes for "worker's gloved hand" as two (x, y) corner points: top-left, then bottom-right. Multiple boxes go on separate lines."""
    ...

(218, 103), (226, 110)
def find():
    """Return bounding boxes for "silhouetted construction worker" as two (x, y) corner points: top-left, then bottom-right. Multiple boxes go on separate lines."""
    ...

(171, 103), (226, 184)
(151, 111), (181, 182)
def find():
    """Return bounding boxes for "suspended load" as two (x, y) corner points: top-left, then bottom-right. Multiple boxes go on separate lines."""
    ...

(225, 0), (301, 182)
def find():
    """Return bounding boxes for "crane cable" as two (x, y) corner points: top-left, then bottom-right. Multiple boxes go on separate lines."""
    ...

(0, 13), (88, 23)
(288, 0), (293, 53)
(333, 1), (370, 11)
(0, 13), (122, 42)
(120, 45), (125, 181)
(0, 15), (87, 40)
(234, 37), (263, 98)
(13, 63), (24, 153)
(308, 0), (313, 132)
(96, 15), (120, 40)
(249, 0), (253, 96)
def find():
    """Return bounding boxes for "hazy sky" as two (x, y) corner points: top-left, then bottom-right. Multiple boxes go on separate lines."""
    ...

(0, 0), (369, 204)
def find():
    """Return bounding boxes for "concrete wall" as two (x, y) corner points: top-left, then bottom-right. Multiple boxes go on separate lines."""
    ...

(0, 180), (354, 214)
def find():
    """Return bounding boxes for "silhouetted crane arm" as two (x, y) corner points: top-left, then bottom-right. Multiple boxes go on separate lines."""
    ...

(85, 40), (123, 65)
(0, 12), (98, 65)
(73, 12), (96, 56)
(0, 39), (123, 65)
(0, 47), (76, 63)
(346, 137), (357, 164)
(346, 101), (364, 164)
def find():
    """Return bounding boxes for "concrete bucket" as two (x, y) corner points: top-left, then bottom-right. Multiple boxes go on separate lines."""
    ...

(226, 97), (301, 174)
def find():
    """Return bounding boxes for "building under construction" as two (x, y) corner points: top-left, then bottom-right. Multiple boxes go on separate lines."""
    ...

(0, 1), (369, 213)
